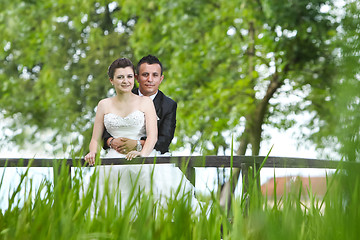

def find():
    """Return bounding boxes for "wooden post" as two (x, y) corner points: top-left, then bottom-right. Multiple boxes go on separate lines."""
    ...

(241, 163), (249, 216)
(52, 159), (72, 189)
(176, 156), (196, 186)
(185, 166), (196, 186)
(255, 163), (261, 193)
(241, 163), (249, 194)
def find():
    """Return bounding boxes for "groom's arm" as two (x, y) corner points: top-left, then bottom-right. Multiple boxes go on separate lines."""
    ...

(102, 129), (112, 150)
(103, 129), (138, 152)
(155, 101), (177, 154)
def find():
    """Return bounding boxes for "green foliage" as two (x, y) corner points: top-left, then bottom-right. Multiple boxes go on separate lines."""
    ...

(0, 0), (135, 152)
(309, 1), (360, 161)
(333, 2), (360, 161)
(0, 162), (225, 239)
(1, 159), (360, 239)
(120, 0), (339, 154)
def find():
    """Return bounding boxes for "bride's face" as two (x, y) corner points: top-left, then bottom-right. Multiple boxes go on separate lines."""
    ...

(111, 67), (135, 93)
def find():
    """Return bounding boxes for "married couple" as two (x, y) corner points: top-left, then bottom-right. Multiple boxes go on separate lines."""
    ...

(85, 55), (198, 208)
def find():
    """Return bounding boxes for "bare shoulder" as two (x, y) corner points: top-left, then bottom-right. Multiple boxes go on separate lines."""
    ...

(140, 96), (153, 105)
(98, 98), (110, 106)
(97, 98), (112, 111)
(138, 96), (154, 111)
(141, 95), (152, 102)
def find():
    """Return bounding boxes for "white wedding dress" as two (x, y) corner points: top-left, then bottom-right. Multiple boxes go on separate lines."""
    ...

(99, 110), (199, 210)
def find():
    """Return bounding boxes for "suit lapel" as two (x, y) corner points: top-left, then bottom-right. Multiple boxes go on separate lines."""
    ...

(153, 91), (163, 119)
(132, 88), (139, 95)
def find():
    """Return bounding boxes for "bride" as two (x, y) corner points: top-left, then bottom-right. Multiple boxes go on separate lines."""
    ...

(85, 57), (157, 163)
(85, 57), (198, 209)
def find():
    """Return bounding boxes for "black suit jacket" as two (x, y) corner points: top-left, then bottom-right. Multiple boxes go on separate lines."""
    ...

(102, 88), (177, 154)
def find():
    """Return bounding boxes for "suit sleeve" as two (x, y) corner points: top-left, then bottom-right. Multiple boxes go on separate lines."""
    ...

(155, 101), (177, 154)
(102, 129), (113, 150)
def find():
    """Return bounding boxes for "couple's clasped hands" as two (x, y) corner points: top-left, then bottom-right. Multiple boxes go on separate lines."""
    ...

(112, 137), (142, 161)
(110, 137), (139, 155)
(85, 137), (142, 166)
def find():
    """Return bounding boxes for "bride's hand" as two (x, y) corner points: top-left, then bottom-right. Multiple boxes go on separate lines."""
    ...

(85, 152), (96, 166)
(125, 151), (141, 161)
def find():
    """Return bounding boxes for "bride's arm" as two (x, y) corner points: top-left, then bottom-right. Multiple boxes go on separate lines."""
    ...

(85, 100), (106, 165)
(125, 97), (157, 160)
(140, 97), (158, 156)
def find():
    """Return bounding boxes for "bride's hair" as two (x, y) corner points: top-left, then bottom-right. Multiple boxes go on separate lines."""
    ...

(107, 58), (135, 79)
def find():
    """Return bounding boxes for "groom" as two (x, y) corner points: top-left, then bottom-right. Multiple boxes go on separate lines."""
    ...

(102, 55), (177, 155)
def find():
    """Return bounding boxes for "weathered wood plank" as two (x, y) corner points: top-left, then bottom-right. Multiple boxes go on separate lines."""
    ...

(0, 155), (358, 169)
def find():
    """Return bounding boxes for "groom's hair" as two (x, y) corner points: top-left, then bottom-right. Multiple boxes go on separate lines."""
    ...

(137, 55), (163, 75)
(107, 58), (135, 79)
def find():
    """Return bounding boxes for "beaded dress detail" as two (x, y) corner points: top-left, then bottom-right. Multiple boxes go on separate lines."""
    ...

(104, 111), (145, 157)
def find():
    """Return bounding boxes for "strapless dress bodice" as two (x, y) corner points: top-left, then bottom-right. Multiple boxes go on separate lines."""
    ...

(104, 110), (146, 140)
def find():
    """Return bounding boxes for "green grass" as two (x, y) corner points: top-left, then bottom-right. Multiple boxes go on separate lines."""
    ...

(0, 160), (359, 240)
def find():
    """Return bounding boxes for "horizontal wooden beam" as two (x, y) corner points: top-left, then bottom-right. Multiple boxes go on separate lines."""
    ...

(0, 155), (358, 170)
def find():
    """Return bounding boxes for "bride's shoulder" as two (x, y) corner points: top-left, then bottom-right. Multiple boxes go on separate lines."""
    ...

(138, 96), (155, 114)
(99, 97), (113, 104)
(138, 95), (153, 105)
(132, 94), (150, 103)
(97, 98), (113, 108)
(137, 94), (150, 100)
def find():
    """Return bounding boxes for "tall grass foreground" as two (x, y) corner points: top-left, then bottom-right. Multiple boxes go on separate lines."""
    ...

(0, 159), (359, 239)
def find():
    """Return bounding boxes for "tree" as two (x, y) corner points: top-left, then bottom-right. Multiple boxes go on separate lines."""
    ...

(0, 0), (135, 153)
(119, 0), (337, 155)
(313, 0), (360, 162)
(335, 0), (360, 162)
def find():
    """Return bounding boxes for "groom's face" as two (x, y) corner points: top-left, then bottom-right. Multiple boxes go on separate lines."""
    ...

(136, 63), (164, 96)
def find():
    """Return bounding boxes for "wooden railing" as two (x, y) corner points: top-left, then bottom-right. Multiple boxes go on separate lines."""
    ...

(2, 155), (356, 168)
(1, 155), (359, 187)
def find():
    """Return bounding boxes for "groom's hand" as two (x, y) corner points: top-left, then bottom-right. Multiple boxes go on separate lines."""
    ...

(112, 137), (137, 154)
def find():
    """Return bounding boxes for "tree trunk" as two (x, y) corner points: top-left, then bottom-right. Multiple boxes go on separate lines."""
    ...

(219, 129), (249, 209)
(219, 19), (286, 212)
(219, 76), (284, 211)
(219, 20), (256, 211)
